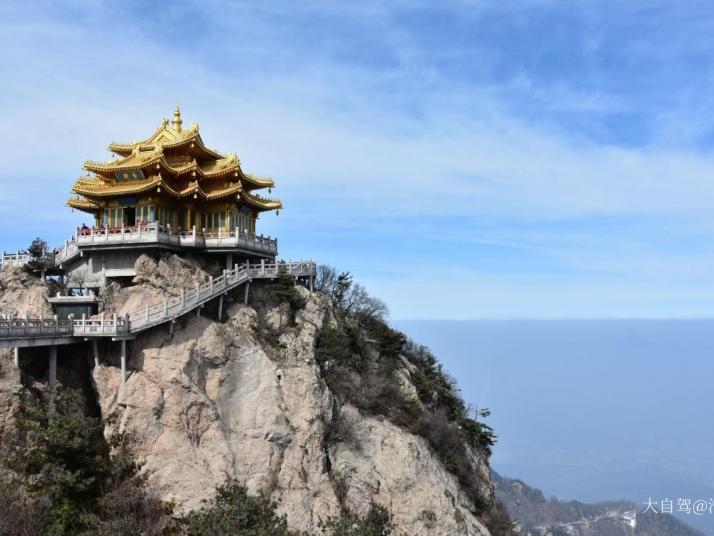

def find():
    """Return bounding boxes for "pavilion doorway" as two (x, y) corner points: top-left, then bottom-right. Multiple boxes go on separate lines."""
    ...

(124, 207), (136, 226)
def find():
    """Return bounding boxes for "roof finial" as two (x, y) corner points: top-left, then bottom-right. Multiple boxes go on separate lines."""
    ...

(172, 106), (183, 132)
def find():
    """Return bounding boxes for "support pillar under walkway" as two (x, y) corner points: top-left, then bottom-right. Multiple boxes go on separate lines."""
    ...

(120, 339), (127, 385)
(48, 345), (57, 416)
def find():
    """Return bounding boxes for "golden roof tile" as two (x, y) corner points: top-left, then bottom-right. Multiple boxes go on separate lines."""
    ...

(70, 109), (281, 213)
(242, 190), (283, 211)
(67, 197), (102, 213)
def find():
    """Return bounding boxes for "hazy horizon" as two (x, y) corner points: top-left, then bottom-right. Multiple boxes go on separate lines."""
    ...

(396, 318), (714, 534)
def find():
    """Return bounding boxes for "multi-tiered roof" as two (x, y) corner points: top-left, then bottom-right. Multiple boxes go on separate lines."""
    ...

(67, 107), (282, 214)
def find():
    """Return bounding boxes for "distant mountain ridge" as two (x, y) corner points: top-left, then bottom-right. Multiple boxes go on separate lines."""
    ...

(494, 472), (704, 536)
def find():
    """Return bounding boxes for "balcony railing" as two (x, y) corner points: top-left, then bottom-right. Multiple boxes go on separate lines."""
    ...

(68, 224), (277, 256)
(2, 225), (279, 270)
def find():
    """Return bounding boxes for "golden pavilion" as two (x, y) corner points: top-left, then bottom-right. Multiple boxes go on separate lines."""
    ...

(68, 107), (281, 234)
(53, 108), (282, 288)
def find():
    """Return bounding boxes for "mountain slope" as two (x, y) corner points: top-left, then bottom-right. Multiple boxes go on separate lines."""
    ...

(0, 258), (504, 535)
(494, 472), (704, 536)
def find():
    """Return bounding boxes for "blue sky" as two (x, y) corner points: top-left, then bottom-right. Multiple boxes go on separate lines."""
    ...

(3, 1), (714, 318)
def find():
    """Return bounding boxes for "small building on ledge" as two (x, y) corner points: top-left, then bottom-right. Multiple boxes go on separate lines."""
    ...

(47, 293), (99, 320)
(61, 107), (283, 288)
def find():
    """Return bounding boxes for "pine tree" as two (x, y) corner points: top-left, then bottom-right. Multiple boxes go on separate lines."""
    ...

(23, 237), (48, 274)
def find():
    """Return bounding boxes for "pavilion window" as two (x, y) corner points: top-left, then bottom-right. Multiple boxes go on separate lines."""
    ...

(236, 207), (255, 235)
(136, 205), (155, 225)
(104, 208), (124, 228)
(238, 214), (255, 235)
(202, 211), (228, 230)
(156, 207), (172, 227)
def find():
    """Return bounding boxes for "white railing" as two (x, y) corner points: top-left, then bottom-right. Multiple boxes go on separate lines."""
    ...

(1, 261), (315, 341)
(71, 314), (131, 337)
(53, 239), (80, 265)
(0, 317), (73, 339)
(0, 251), (57, 269)
(72, 261), (316, 337)
(0, 251), (32, 268)
(70, 224), (277, 255)
(5, 225), (279, 270)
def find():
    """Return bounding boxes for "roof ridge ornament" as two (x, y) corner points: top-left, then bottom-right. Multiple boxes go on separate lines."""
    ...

(172, 106), (183, 132)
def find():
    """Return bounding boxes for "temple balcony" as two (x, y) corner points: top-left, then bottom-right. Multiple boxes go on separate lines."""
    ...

(52, 223), (277, 267)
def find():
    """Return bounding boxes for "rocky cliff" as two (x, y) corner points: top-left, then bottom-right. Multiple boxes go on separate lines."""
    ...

(0, 265), (54, 438)
(0, 257), (499, 536)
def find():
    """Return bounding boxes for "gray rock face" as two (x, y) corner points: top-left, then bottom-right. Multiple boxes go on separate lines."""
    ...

(101, 253), (214, 317)
(0, 352), (21, 438)
(0, 265), (52, 446)
(92, 282), (492, 535)
(0, 267), (52, 444)
(331, 405), (491, 536)
(0, 257), (493, 535)
(132, 253), (215, 297)
(0, 265), (53, 317)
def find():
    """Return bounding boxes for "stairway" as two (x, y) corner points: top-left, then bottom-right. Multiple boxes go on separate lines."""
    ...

(1, 261), (315, 344)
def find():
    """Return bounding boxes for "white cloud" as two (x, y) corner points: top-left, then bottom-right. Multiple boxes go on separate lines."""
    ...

(2, 1), (714, 317)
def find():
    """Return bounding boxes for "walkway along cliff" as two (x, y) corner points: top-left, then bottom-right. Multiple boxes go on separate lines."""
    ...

(0, 110), (511, 536)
